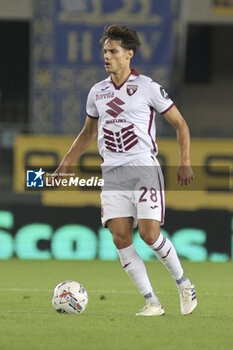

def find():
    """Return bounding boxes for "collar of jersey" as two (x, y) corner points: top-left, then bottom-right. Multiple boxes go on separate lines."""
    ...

(105, 68), (139, 90)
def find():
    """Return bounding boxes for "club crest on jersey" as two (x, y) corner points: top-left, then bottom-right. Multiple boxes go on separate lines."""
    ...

(126, 84), (138, 96)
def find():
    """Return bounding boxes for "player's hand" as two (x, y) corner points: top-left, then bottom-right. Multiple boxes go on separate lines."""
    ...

(48, 165), (69, 187)
(176, 165), (194, 186)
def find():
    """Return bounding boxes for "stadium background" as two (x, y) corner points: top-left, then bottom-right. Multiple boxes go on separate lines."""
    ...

(0, 0), (232, 261)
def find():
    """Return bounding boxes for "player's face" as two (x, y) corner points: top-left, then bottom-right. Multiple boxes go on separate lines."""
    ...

(103, 39), (132, 74)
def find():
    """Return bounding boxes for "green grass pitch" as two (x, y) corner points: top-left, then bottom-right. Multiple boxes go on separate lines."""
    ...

(0, 259), (233, 350)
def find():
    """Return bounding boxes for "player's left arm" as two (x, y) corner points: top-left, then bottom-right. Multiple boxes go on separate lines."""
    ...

(162, 105), (194, 186)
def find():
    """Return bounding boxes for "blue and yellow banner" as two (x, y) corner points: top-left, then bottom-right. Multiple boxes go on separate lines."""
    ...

(212, 0), (233, 14)
(31, 0), (180, 134)
(13, 135), (233, 211)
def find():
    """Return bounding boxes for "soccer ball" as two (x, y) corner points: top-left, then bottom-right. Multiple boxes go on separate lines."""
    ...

(52, 280), (88, 314)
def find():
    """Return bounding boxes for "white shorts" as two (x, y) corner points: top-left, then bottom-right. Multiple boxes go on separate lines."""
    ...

(100, 155), (165, 228)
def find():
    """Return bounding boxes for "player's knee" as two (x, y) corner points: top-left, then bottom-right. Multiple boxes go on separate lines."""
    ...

(139, 229), (159, 245)
(111, 231), (132, 249)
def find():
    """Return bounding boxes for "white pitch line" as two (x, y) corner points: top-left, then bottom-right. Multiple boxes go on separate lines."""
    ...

(0, 288), (233, 297)
(0, 288), (49, 292)
(1, 310), (54, 314)
(196, 314), (233, 318)
(1, 310), (233, 318)
(0, 288), (138, 294)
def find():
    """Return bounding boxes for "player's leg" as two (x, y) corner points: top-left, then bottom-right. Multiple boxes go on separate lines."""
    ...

(107, 217), (133, 249)
(135, 156), (197, 315)
(138, 219), (197, 315)
(138, 219), (185, 280)
(107, 217), (165, 316)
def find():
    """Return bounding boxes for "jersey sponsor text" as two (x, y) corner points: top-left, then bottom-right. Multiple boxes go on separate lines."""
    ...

(96, 92), (114, 101)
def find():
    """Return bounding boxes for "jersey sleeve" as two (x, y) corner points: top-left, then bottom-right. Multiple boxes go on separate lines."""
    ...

(86, 86), (99, 118)
(146, 81), (174, 114)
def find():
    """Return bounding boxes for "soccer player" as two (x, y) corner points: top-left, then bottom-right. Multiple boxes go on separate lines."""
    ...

(54, 25), (197, 316)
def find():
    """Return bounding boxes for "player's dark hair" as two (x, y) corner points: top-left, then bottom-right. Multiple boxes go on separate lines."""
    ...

(99, 24), (141, 54)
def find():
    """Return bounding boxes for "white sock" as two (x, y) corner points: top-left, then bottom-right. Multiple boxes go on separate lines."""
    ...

(176, 275), (191, 288)
(117, 243), (159, 304)
(148, 233), (184, 281)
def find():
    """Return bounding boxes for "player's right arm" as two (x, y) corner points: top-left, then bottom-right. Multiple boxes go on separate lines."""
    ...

(54, 116), (98, 174)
